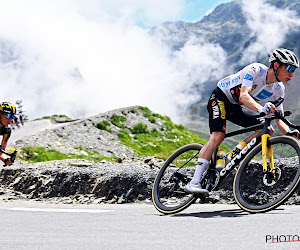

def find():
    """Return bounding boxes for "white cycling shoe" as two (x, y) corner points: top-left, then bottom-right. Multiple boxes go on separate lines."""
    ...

(184, 181), (209, 195)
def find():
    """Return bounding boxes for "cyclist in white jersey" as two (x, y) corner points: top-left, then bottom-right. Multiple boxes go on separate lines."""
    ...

(218, 63), (285, 109)
(185, 48), (300, 194)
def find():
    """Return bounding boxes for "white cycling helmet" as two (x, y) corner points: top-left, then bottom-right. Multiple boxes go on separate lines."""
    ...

(269, 48), (299, 68)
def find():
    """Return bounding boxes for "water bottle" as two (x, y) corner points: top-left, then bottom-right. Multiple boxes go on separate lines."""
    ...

(228, 141), (247, 160)
(216, 149), (226, 171)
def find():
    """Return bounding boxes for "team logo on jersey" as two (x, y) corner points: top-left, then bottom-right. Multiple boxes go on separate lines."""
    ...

(252, 84), (257, 90)
(274, 82), (283, 90)
(251, 67), (256, 72)
(244, 74), (253, 81)
(231, 75), (241, 84)
(256, 89), (273, 99)
(218, 80), (231, 88)
(210, 94), (215, 100)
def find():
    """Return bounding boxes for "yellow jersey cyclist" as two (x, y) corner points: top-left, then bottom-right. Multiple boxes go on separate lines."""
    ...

(0, 102), (17, 166)
(185, 48), (299, 194)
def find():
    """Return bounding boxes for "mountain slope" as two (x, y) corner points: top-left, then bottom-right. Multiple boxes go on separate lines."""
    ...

(12, 106), (212, 163)
(151, 0), (300, 127)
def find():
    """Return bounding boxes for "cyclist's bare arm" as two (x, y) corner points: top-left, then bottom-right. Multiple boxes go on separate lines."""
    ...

(240, 86), (276, 113)
(274, 110), (290, 135)
(0, 142), (12, 166)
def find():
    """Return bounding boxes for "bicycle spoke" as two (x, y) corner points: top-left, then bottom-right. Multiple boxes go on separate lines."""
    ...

(152, 144), (203, 214)
(235, 137), (300, 212)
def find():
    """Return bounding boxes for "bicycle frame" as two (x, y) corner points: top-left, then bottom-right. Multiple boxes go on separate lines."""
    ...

(211, 110), (300, 189)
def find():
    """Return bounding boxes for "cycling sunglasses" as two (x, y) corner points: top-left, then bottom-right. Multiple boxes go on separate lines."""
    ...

(286, 65), (296, 73)
(5, 114), (15, 119)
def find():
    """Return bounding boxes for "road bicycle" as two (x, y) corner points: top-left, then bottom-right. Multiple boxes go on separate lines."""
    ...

(152, 107), (300, 214)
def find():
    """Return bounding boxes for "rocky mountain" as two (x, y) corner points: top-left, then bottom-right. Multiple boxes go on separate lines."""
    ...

(151, 0), (300, 67)
(0, 106), (208, 204)
(150, 0), (300, 125)
(13, 106), (207, 162)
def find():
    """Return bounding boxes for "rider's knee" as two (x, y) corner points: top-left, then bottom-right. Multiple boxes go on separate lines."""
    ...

(210, 132), (225, 145)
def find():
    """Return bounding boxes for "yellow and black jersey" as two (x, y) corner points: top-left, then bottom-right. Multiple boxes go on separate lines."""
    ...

(0, 126), (11, 145)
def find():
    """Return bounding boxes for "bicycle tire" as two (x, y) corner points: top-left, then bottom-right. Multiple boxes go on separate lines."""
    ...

(233, 136), (300, 213)
(152, 143), (203, 214)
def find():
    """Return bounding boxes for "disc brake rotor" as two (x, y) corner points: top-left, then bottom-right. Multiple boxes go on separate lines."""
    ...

(263, 167), (281, 186)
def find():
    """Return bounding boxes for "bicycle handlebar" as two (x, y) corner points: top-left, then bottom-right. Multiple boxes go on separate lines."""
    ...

(225, 110), (300, 138)
(274, 110), (300, 131)
(0, 148), (17, 167)
(257, 109), (300, 131)
(265, 98), (300, 129)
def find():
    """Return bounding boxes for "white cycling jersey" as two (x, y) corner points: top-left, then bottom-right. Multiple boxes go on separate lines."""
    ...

(217, 63), (284, 111)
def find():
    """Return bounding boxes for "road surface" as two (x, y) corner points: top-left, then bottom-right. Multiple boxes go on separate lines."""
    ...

(8, 119), (65, 146)
(0, 201), (299, 249)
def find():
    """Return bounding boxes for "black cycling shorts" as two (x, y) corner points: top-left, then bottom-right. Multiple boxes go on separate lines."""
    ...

(207, 87), (262, 134)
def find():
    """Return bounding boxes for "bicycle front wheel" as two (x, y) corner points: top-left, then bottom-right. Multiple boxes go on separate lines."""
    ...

(152, 144), (203, 214)
(233, 136), (300, 213)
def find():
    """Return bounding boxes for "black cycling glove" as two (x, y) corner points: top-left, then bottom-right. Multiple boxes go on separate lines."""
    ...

(286, 129), (300, 138)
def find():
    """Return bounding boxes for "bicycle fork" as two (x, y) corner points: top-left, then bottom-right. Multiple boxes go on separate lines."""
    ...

(261, 134), (274, 172)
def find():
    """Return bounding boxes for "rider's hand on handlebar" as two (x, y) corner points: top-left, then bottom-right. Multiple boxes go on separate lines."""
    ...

(286, 129), (300, 139)
(258, 102), (276, 115)
(3, 157), (12, 166)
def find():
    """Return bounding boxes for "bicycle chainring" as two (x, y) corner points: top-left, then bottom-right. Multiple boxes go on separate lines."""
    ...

(201, 169), (220, 191)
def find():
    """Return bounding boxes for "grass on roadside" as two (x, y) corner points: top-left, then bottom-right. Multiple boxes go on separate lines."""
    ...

(118, 112), (230, 160)
(19, 146), (118, 163)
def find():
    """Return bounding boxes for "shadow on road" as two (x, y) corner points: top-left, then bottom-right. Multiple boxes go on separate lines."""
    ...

(170, 207), (287, 218)
(172, 208), (249, 218)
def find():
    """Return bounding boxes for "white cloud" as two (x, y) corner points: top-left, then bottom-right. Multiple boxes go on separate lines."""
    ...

(205, 10), (213, 16)
(0, 0), (228, 121)
(4, 0), (297, 121)
(240, 0), (300, 63)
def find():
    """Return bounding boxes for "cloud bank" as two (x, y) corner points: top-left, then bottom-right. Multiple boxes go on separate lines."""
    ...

(240, 0), (300, 62)
(0, 0), (299, 121)
(0, 0), (227, 120)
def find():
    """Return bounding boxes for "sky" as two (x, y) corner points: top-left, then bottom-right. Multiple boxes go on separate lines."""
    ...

(181, 0), (231, 23)
(0, 0), (298, 121)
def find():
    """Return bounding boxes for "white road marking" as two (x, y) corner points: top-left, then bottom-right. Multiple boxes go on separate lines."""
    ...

(9, 207), (114, 213)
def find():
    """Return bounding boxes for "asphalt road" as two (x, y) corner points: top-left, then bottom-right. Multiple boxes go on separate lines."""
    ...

(0, 201), (300, 249)
(8, 119), (63, 146)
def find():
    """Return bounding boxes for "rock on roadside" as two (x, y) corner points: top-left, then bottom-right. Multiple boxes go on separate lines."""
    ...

(0, 158), (163, 204)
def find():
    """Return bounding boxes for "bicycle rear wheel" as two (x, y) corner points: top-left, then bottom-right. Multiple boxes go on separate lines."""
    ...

(233, 136), (300, 213)
(152, 144), (203, 214)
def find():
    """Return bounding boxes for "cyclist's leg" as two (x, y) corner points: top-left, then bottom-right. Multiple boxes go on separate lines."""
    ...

(191, 131), (225, 180)
(203, 87), (228, 160)
(199, 132), (225, 160)
(185, 88), (227, 193)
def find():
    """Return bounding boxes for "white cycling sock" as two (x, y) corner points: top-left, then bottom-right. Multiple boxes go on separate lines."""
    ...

(191, 158), (209, 184)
